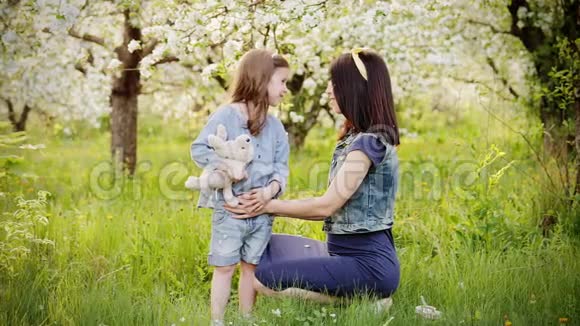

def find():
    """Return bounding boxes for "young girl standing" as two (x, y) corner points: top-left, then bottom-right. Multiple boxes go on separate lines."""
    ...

(190, 49), (290, 325)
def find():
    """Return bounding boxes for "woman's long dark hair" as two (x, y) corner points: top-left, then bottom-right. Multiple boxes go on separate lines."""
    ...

(330, 50), (400, 146)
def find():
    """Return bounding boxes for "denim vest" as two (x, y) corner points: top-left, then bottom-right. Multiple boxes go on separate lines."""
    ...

(323, 131), (399, 234)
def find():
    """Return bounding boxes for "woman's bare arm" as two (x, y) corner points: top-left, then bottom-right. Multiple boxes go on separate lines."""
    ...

(226, 150), (372, 220)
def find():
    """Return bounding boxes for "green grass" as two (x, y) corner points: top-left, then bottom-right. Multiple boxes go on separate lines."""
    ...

(1, 112), (579, 325)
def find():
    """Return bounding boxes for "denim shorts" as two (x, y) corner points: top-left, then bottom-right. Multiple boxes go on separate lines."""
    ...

(208, 207), (273, 266)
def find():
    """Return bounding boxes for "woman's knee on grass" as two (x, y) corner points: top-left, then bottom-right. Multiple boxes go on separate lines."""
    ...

(253, 277), (279, 296)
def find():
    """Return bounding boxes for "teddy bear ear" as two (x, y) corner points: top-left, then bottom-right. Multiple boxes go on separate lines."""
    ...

(208, 135), (225, 151)
(216, 124), (227, 140)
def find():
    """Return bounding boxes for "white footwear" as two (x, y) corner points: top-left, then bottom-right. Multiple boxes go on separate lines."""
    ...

(415, 296), (442, 319)
(374, 297), (394, 313)
(415, 305), (442, 319)
(210, 319), (224, 326)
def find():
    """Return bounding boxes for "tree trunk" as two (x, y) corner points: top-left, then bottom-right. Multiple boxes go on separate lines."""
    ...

(507, 0), (568, 157)
(110, 9), (142, 175)
(283, 101), (324, 149)
(539, 97), (564, 157)
(5, 99), (31, 132)
(574, 95), (580, 197)
(287, 125), (307, 149)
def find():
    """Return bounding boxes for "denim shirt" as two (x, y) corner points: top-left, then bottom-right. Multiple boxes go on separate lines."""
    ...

(323, 131), (399, 234)
(190, 105), (290, 209)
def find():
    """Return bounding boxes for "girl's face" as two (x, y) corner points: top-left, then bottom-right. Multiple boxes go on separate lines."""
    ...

(268, 67), (290, 106)
(326, 81), (340, 114)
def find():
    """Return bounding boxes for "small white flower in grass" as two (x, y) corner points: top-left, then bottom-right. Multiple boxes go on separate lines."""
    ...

(330, 313), (336, 318)
(271, 308), (281, 317)
(127, 39), (142, 53)
(179, 317), (186, 322)
(19, 144), (46, 150)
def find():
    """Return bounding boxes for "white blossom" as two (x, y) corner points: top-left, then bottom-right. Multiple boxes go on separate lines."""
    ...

(201, 63), (219, 79)
(107, 58), (123, 70)
(127, 39), (142, 53)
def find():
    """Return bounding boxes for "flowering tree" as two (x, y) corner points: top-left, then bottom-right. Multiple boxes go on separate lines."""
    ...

(448, 0), (580, 198)
(145, 0), (464, 147)
(1, 1), (110, 131)
(4, 0), (565, 176)
(3, 0), (336, 173)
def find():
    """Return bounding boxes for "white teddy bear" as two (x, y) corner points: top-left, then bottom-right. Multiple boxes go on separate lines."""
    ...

(185, 124), (254, 206)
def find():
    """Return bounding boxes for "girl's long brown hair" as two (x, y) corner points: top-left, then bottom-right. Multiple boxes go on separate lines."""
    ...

(230, 49), (289, 135)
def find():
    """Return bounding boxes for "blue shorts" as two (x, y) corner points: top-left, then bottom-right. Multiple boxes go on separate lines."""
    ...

(208, 207), (273, 266)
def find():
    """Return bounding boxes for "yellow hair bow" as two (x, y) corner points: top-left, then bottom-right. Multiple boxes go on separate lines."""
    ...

(351, 47), (370, 81)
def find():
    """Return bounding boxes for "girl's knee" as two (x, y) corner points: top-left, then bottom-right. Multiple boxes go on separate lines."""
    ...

(240, 261), (257, 272)
(214, 264), (236, 276)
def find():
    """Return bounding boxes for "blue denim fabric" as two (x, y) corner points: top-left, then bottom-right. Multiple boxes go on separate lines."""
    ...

(190, 105), (290, 209)
(323, 131), (399, 234)
(208, 207), (273, 266)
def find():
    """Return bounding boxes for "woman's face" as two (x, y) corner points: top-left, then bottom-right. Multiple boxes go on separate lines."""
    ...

(326, 81), (340, 114)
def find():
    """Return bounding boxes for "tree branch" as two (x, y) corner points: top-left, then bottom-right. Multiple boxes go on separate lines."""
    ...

(466, 19), (513, 36)
(4, 99), (31, 131)
(67, 28), (106, 47)
(485, 56), (520, 99)
(142, 38), (158, 57)
(5, 98), (17, 125)
(152, 56), (179, 67)
(40, 26), (106, 48)
(18, 105), (31, 131)
(249, 0), (266, 9)
(449, 75), (514, 102)
(261, 24), (270, 47)
(272, 24), (280, 52)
